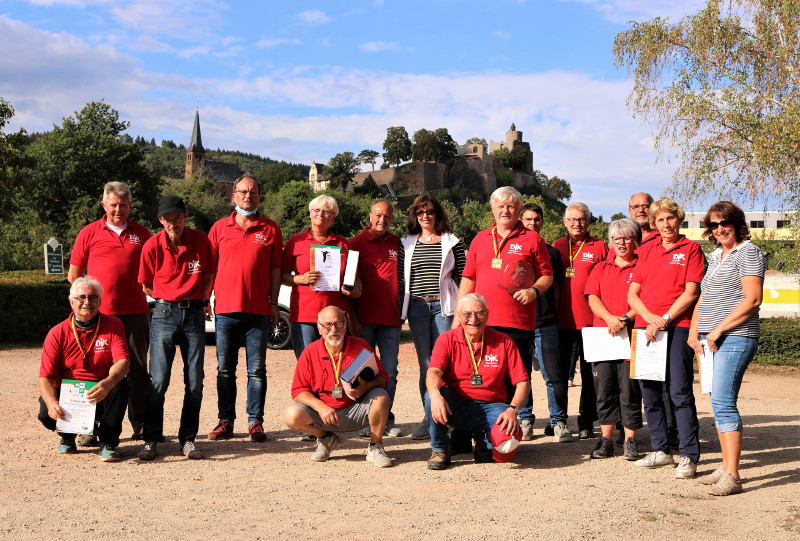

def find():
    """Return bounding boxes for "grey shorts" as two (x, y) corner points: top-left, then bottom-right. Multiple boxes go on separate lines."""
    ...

(296, 387), (388, 433)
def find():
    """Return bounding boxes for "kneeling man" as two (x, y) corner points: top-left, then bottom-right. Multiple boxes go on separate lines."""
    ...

(38, 276), (130, 461)
(285, 306), (394, 467)
(425, 293), (530, 469)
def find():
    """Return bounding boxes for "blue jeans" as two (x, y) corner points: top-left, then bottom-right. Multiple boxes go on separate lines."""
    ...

(407, 299), (452, 404)
(535, 324), (567, 426)
(424, 387), (510, 452)
(362, 323), (400, 426)
(143, 304), (205, 444)
(703, 334), (757, 433)
(291, 322), (321, 360)
(215, 313), (270, 424)
(558, 328), (597, 430)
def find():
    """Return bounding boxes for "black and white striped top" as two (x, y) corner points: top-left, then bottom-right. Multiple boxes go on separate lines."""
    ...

(698, 241), (766, 338)
(409, 240), (466, 298)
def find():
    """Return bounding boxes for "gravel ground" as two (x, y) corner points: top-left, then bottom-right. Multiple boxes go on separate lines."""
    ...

(1, 342), (798, 540)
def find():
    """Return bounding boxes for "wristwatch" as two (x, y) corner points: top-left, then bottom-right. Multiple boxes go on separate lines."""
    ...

(530, 286), (540, 297)
(662, 313), (671, 323)
(508, 405), (520, 415)
(621, 314), (630, 322)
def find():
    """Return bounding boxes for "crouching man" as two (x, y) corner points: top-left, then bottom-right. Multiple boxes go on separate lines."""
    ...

(425, 293), (530, 469)
(38, 276), (130, 461)
(285, 306), (394, 467)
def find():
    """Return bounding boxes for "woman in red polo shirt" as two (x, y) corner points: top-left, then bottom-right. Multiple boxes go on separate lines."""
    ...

(628, 198), (704, 480)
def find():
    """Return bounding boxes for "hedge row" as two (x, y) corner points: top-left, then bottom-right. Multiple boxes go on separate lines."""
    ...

(753, 317), (800, 367)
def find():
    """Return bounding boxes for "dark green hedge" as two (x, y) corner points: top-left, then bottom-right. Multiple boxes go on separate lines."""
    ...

(0, 271), (71, 343)
(754, 317), (800, 367)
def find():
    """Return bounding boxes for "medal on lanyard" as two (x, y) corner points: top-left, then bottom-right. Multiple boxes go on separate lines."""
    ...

(325, 343), (344, 398)
(71, 314), (101, 370)
(491, 225), (510, 269)
(566, 237), (586, 278)
(465, 328), (485, 386)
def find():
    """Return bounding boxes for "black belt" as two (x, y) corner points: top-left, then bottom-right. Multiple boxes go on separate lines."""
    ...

(155, 299), (204, 309)
(411, 295), (440, 302)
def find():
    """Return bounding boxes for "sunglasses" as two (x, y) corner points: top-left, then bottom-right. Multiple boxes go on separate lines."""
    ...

(416, 209), (435, 217)
(708, 219), (733, 229)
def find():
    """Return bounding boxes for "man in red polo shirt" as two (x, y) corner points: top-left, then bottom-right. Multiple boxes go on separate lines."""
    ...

(206, 174), (282, 443)
(68, 181), (151, 444)
(426, 293), (530, 470)
(350, 200), (404, 437)
(137, 195), (216, 461)
(38, 276), (130, 461)
(285, 306), (394, 468)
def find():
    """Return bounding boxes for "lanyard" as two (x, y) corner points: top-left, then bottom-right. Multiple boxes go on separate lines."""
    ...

(569, 237), (587, 268)
(71, 314), (101, 365)
(464, 328), (485, 375)
(491, 225), (512, 259)
(324, 342), (344, 387)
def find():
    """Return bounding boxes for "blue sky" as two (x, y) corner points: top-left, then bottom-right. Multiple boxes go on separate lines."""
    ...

(2, 0), (761, 219)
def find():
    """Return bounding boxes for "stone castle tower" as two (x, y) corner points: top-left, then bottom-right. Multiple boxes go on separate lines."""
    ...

(185, 109), (205, 179)
(489, 122), (533, 171)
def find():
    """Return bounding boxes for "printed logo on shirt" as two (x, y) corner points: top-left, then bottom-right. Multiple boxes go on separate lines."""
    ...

(627, 272), (633, 284)
(670, 253), (686, 266)
(483, 353), (500, 368)
(254, 232), (270, 246)
(187, 260), (202, 274)
(581, 252), (595, 263)
(128, 234), (142, 245)
(388, 249), (398, 261)
(507, 243), (523, 255)
(95, 338), (109, 352)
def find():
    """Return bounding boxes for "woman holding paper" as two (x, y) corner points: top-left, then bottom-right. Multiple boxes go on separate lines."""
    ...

(627, 198), (704, 479)
(688, 202), (765, 495)
(584, 218), (644, 460)
(401, 194), (466, 440)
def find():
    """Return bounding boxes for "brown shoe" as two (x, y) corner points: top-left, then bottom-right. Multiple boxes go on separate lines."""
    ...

(248, 420), (267, 442)
(208, 420), (234, 440)
(427, 451), (452, 470)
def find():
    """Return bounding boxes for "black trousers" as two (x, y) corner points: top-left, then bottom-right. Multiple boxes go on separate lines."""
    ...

(590, 360), (643, 429)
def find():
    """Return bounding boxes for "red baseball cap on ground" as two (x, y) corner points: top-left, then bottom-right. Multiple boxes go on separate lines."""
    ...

(490, 424), (523, 463)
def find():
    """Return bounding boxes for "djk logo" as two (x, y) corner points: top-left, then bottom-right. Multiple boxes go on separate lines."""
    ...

(388, 249), (398, 260)
(254, 233), (269, 245)
(582, 252), (595, 261)
(670, 253), (686, 265)
(95, 338), (109, 351)
(128, 234), (142, 245)
(484, 353), (500, 367)
(187, 260), (202, 274)
(507, 243), (523, 255)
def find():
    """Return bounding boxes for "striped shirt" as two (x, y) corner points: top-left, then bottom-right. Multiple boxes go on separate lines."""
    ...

(409, 240), (466, 298)
(698, 241), (766, 338)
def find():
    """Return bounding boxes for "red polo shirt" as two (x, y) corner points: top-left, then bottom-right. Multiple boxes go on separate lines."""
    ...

(584, 258), (637, 327)
(462, 222), (552, 331)
(209, 212), (283, 315)
(138, 227), (216, 301)
(291, 336), (389, 409)
(430, 326), (528, 403)
(40, 314), (129, 386)
(349, 227), (401, 327)
(282, 229), (350, 323)
(631, 235), (704, 328)
(69, 218), (152, 315)
(553, 235), (608, 329)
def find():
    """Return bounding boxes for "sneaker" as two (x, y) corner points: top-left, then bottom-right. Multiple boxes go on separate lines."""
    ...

(311, 432), (341, 462)
(137, 441), (158, 461)
(590, 436), (615, 459)
(634, 450), (673, 468)
(411, 420), (430, 440)
(100, 443), (121, 462)
(427, 451), (451, 470)
(553, 422), (574, 443)
(182, 441), (203, 459)
(697, 466), (726, 485)
(579, 427), (595, 439)
(248, 420), (267, 442)
(623, 438), (644, 461)
(358, 426), (371, 438)
(707, 471), (742, 496)
(58, 435), (77, 454)
(300, 433), (316, 442)
(208, 419), (234, 440)
(385, 425), (403, 437)
(473, 443), (493, 463)
(543, 424), (555, 437)
(366, 443), (393, 468)
(675, 456), (697, 479)
(520, 420), (534, 441)
(77, 433), (98, 447)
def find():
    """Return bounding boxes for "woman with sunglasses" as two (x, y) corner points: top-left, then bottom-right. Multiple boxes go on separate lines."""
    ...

(688, 202), (765, 495)
(401, 194), (466, 440)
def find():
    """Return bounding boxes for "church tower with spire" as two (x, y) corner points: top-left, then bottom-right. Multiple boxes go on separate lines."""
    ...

(185, 109), (206, 179)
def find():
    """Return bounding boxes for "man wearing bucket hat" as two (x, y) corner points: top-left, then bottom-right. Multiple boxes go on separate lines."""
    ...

(425, 293), (530, 469)
(137, 194), (216, 461)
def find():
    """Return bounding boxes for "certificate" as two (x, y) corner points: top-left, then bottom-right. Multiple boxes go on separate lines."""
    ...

(630, 329), (667, 381)
(697, 340), (714, 394)
(310, 244), (342, 291)
(56, 379), (97, 435)
(581, 327), (631, 362)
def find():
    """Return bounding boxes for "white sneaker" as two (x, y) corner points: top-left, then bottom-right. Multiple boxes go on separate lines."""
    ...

(520, 420), (534, 441)
(553, 421), (574, 443)
(634, 450), (674, 468)
(675, 456), (697, 479)
(385, 425), (403, 437)
(366, 443), (393, 468)
(311, 432), (341, 462)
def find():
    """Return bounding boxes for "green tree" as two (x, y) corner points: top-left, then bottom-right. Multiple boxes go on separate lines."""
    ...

(358, 149), (380, 171)
(613, 0), (800, 208)
(434, 128), (458, 165)
(491, 145), (529, 171)
(465, 137), (488, 147)
(160, 176), (228, 233)
(354, 174), (382, 198)
(0, 98), (33, 221)
(412, 128), (438, 162)
(382, 126), (412, 167)
(255, 161), (305, 193)
(326, 151), (360, 190)
(611, 212), (627, 221)
(541, 174), (572, 202)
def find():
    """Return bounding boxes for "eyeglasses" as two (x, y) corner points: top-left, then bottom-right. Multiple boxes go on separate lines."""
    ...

(629, 204), (649, 210)
(612, 236), (635, 244)
(234, 189), (260, 197)
(460, 309), (487, 320)
(312, 208), (334, 216)
(565, 217), (587, 224)
(708, 219), (732, 229)
(73, 294), (99, 303)
(416, 209), (435, 217)
(318, 320), (346, 330)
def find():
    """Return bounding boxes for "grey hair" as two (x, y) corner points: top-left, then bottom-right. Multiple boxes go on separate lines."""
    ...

(565, 202), (591, 222)
(457, 293), (488, 310)
(69, 276), (104, 299)
(103, 182), (132, 202)
(608, 218), (642, 247)
(490, 186), (523, 207)
(317, 306), (347, 324)
(371, 199), (394, 214)
(232, 173), (261, 199)
(628, 192), (653, 207)
(309, 195), (339, 217)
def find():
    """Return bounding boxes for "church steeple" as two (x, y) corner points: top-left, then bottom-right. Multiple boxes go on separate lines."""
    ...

(185, 109), (206, 179)
(188, 109), (204, 152)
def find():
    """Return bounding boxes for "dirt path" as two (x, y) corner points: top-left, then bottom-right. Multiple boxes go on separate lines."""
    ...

(1, 343), (798, 540)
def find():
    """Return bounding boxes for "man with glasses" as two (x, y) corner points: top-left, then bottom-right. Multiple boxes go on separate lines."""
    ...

(137, 195), (216, 461)
(285, 306), (394, 467)
(68, 182), (151, 444)
(38, 277), (130, 461)
(425, 294), (530, 469)
(628, 192), (659, 248)
(206, 174), (282, 444)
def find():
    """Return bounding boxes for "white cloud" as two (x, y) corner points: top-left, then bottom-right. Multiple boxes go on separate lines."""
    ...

(135, 34), (173, 52)
(360, 41), (400, 53)
(176, 45), (211, 58)
(560, 0), (708, 23)
(295, 9), (331, 25)
(492, 30), (510, 39)
(256, 37), (302, 48)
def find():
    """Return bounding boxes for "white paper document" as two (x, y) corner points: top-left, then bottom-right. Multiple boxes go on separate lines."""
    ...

(697, 340), (714, 394)
(630, 329), (668, 381)
(342, 250), (359, 289)
(581, 327), (631, 362)
(310, 244), (341, 291)
(56, 379), (97, 435)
